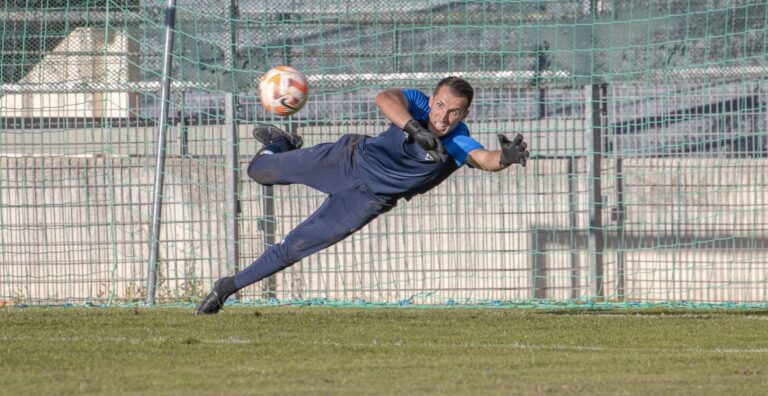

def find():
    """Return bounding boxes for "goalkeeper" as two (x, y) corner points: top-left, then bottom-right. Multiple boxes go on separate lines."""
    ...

(196, 76), (529, 315)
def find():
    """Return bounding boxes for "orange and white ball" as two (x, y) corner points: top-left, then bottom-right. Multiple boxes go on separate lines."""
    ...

(258, 66), (309, 117)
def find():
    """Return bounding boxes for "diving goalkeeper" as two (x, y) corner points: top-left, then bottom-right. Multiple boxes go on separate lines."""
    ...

(195, 76), (529, 315)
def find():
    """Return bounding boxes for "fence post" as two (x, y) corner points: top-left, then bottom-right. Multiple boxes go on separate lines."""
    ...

(568, 157), (580, 299)
(586, 84), (606, 299)
(260, 185), (277, 299)
(583, 0), (607, 300)
(615, 156), (626, 299)
(146, 0), (178, 305)
(225, 0), (241, 291)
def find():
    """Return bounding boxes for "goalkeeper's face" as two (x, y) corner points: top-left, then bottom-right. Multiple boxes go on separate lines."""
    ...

(428, 86), (470, 137)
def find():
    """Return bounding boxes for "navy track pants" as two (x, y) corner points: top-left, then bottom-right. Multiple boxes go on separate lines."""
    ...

(233, 134), (396, 290)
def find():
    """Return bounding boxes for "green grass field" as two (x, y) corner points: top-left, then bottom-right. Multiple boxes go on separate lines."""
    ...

(2, 307), (768, 395)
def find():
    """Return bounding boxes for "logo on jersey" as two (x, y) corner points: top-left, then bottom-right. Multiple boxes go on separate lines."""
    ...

(403, 131), (441, 162)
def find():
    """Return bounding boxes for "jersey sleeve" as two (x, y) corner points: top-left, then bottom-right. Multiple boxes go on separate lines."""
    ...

(444, 132), (484, 167)
(402, 89), (430, 122)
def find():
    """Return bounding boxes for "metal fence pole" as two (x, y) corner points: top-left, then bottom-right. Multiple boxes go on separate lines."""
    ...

(584, 0), (606, 300)
(615, 156), (626, 298)
(568, 156), (580, 299)
(146, 0), (177, 305)
(225, 0), (241, 289)
(586, 84), (606, 299)
(260, 121), (297, 300)
(260, 185), (277, 299)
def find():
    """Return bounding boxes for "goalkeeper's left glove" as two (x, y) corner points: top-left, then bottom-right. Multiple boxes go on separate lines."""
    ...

(498, 133), (530, 167)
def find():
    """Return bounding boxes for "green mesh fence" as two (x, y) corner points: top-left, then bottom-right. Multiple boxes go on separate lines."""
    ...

(1, 0), (767, 307)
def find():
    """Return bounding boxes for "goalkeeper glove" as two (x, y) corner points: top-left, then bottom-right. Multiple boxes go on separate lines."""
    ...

(498, 133), (530, 167)
(403, 119), (449, 163)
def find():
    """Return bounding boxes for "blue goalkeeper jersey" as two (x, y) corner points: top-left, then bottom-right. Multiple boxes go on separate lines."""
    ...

(354, 89), (484, 198)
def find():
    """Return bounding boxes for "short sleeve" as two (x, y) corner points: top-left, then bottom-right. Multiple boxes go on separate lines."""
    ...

(444, 132), (484, 166)
(402, 89), (430, 122)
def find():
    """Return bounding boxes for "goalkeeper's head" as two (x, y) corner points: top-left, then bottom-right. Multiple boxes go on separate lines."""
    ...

(428, 76), (474, 137)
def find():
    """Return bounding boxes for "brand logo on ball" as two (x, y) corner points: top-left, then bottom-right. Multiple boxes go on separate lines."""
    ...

(279, 97), (298, 111)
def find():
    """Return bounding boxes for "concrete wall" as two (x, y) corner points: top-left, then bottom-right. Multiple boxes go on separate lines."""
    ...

(0, 26), (139, 118)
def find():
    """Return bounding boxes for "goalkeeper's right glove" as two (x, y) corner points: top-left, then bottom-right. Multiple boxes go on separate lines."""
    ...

(403, 119), (449, 163)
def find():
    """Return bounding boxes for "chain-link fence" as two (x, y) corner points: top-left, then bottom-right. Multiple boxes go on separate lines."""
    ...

(1, 0), (767, 306)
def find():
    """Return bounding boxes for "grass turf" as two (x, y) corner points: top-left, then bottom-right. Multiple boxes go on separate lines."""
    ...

(1, 307), (768, 395)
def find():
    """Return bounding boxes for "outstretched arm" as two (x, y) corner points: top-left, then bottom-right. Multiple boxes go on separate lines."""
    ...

(466, 148), (507, 172)
(374, 89), (412, 128)
(467, 134), (529, 172)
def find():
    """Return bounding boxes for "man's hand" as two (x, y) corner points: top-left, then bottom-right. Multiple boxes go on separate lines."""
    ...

(404, 119), (449, 163)
(498, 133), (530, 167)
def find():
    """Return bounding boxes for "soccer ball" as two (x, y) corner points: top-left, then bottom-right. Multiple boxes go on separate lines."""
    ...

(258, 65), (309, 117)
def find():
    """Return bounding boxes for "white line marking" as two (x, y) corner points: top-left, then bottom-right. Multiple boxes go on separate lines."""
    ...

(3, 335), (768, 354)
